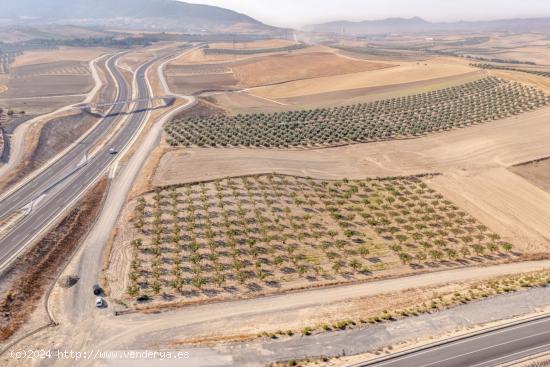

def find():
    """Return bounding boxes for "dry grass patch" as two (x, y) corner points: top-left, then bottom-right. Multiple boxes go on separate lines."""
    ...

(510, 158), (550, 194)
(251, 57), (476, 100)
(209, 39), (298, 50)
(11, 47), (106, 67)
(232, 52), (390, 88)
(123, 174), (518, 305)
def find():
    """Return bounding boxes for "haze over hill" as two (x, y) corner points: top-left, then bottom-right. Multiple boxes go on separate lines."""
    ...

(304, 16), (550, 35)
(0, 0), (280, 34)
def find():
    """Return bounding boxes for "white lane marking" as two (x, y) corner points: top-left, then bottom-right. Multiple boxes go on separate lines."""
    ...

(366, 318), (550, 367)
(468, 342), (550, 367)
(420, 330), (550, 367)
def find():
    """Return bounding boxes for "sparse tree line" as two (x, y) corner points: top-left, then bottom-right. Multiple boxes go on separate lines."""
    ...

(472, 63), (550, 78)
(127, 174), (514, 300)
(203, 43), (307, 55)
(166, 77), (549, 149)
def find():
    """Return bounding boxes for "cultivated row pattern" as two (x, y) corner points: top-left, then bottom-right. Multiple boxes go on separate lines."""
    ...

(127, 174), (513, 299)
(203, 43), (307, 55)
(472, 63), (550, 78)
(166, 77), (549, 148)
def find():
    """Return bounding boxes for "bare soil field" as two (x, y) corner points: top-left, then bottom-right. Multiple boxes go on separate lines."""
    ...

(171, 45), (327, 65)
(509, 158), (550, 195)
(0, 46), (106, 112)
(165, 63), (232, 75)
(250, 57), (477, 100)
(30, 112), (98, 167)
(164, 47), (390, 95)
(166, 72), (238, 95)
(232, 52), (390, 88)
(278, 71), (483, 107)
(12, 47), (106, 67)
(2, 73), (90, 98)
(209, 39), (297, 50)
(334, 47), (431, 62)
(425, 168), (550, 251)
(208, 91), (294, 114)
(477, 47), (550, 66)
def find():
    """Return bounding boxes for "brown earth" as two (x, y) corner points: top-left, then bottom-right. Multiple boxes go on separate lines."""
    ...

(166, 72), (238, 95)
(208, 39), (297, 50)
(425, 169), (550, 252)
(12, 47), (106, 67)
(0, 177), (107, 341)
(250, 57), (477, 100)
(278, 71), (484, 108)
(207, 91), (293, 114)
(232, 52), (390, 88)
(171, 45), (328, 65)
(29, 112), (98, 167)
(509, 158), (550, 194)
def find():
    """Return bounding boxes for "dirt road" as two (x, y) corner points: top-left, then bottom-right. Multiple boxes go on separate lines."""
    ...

(31, 260), (550, 367)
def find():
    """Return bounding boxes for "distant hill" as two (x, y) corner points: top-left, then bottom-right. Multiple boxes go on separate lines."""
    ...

(304, 17), (550, 35)
(0, 0), (280, 34)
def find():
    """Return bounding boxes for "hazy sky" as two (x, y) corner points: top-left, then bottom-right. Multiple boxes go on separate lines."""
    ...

(186, 0), (550, 28)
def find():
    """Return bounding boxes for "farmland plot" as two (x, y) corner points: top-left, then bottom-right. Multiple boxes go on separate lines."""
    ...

(125, 174), (514, 303)
(166, 77), (549, 148)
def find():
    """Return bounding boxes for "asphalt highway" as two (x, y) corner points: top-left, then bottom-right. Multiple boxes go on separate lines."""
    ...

(0, 47), (183, 273)
(350, 315), (550, 367)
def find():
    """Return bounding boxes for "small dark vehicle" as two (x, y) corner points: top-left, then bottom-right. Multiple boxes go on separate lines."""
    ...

(92, 284), (102, 295)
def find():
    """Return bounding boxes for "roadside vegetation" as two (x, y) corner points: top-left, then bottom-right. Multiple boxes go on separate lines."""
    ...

(284, 271), (550, 339)
(126, 174), (516, 302)
(0, 178), (107, 341)
(166, 77), (549, 148)
(523, 358), (550, 367)
(472, 63), (550, 78)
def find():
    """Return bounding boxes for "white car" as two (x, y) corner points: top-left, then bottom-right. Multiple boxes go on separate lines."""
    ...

(95, 297), (105, 308)
(108, 148), (118, 155)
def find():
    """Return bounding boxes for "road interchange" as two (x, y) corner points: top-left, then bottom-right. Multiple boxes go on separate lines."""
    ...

(0, 45), (189, 274)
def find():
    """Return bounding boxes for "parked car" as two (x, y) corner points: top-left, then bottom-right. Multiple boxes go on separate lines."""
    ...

(92, 284), (102, 295)
(95, 297), (105, 308)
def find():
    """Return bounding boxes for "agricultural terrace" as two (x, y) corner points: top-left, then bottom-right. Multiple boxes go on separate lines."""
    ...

(166, 77), (549, 148)
(127, 174), (514, 301)
(472, 63), (550, 78)
(203, 43), (307, 55)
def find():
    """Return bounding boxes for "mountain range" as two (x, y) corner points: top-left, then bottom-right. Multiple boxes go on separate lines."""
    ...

(0, 0), (279, 34)
(304, 17), (550, 35)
